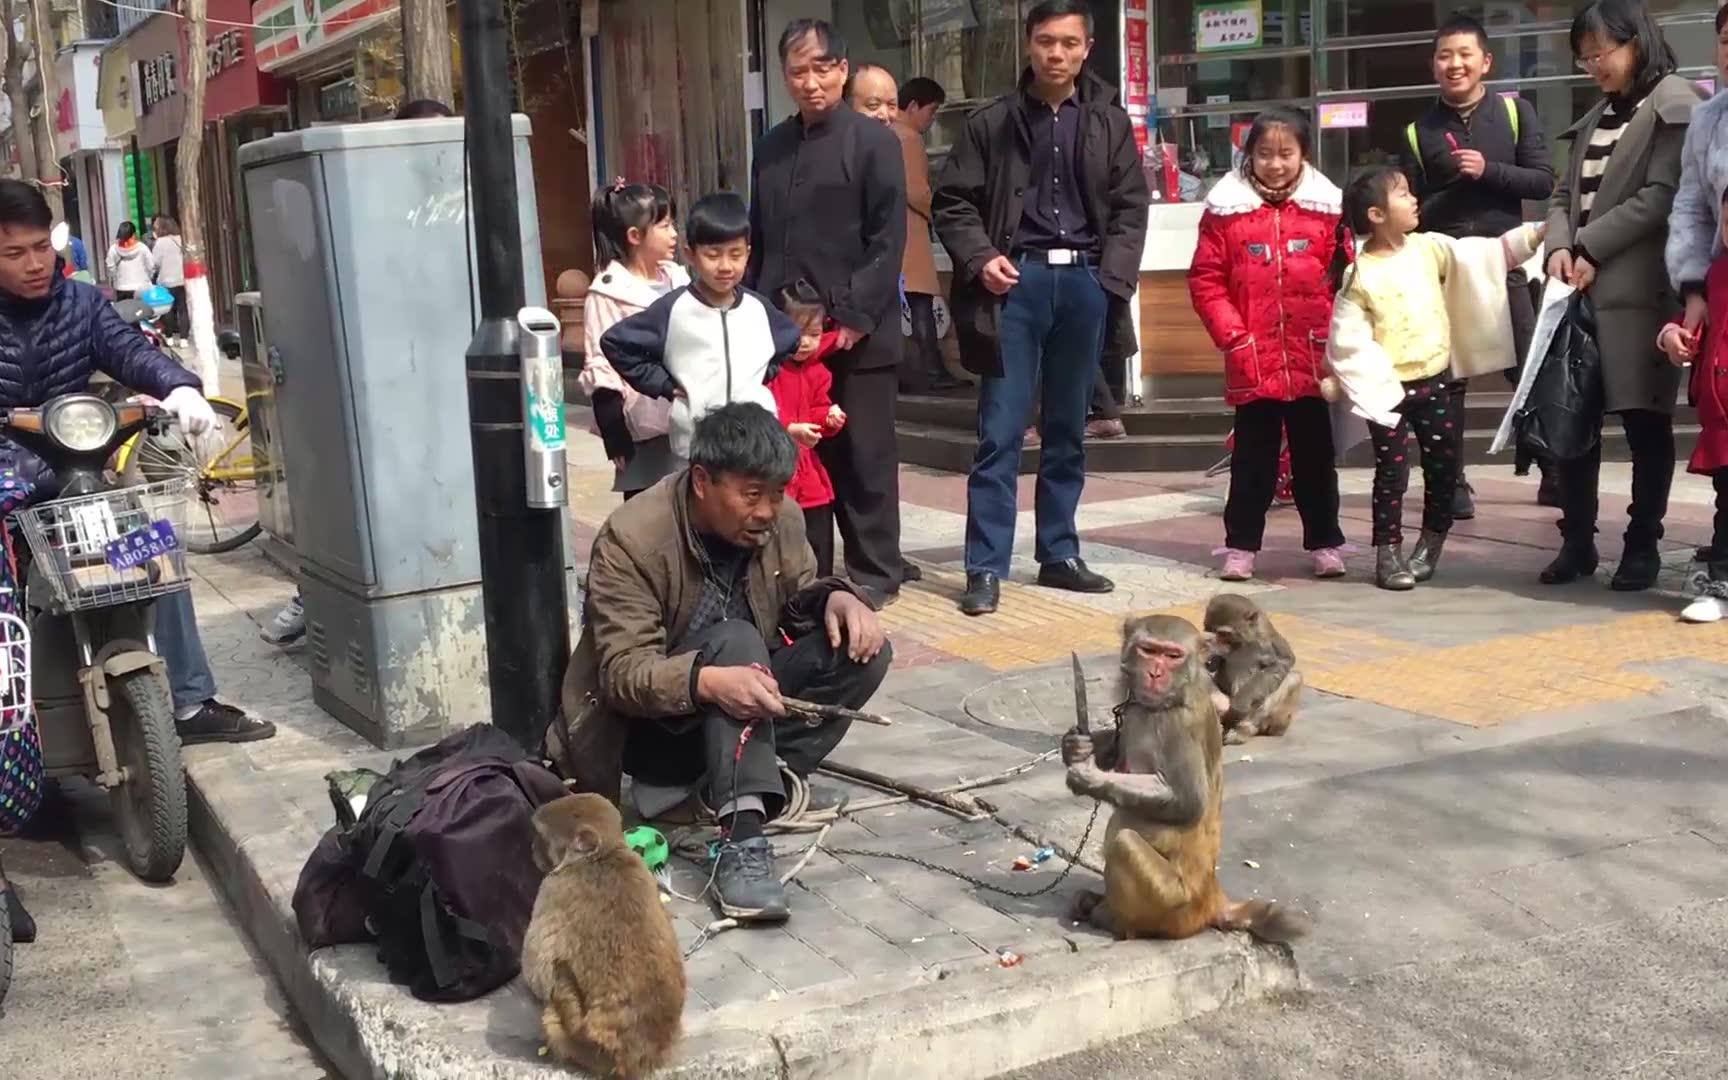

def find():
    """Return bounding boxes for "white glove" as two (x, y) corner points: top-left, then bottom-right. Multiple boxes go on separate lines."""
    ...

(162, 386), (218, 436)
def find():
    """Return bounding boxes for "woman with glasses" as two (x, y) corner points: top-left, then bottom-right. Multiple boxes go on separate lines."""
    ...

(1540, 0), (1703, 591)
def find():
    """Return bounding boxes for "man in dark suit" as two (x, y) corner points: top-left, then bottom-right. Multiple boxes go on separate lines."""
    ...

(747, 19), (908, 607)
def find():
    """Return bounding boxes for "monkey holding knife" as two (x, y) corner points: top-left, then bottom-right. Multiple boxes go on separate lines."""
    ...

(1202, 593), (1301, 744)
(1062, 614), (1306, 943)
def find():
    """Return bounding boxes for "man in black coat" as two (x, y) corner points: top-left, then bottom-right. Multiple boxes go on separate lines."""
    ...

(1401, 12), (1556, 515)
(747, 19), (908, 607)
(932, 0), (1147, 616)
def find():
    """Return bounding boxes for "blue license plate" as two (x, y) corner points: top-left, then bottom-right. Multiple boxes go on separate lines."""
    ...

(104, 520), (180, 572)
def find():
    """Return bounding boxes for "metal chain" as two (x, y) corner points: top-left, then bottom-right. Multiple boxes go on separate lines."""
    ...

(826, 798), (1104, 899)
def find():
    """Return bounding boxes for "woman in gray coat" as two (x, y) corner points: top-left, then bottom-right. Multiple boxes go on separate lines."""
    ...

(1542, 0), (1701, 592)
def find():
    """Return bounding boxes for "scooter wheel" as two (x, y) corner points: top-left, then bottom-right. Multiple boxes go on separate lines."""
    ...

(109, 670), (187, 883)
(0, 888), (12, 1007)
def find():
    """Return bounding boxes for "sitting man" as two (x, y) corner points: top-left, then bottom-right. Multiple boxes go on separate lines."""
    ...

(551, 403), (890, 921)
(0, 179), (272, 745)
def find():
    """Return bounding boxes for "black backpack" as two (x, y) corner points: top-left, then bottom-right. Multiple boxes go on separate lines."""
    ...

(292, 724), (570, 1002)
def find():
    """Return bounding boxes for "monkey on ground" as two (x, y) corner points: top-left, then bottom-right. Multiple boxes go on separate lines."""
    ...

(1061, 614), (1308, 943)
(520, 793), (685, 1078)
(1203, 593), (1302, 745)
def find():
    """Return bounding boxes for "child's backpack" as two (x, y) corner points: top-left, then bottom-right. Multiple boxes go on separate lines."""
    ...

(292, 724), (570, 1002)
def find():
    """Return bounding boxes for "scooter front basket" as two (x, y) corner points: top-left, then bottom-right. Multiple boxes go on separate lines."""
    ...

(0, 594), (29, 738)
(9, 478), (194, 612)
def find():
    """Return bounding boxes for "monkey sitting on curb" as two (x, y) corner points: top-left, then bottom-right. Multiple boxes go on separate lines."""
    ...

(521, 794), (685, 1078)
(1062, 614), (1308, 943)
(1203, 593), (1301, 745)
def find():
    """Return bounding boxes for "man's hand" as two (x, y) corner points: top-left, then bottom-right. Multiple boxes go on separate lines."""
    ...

(1546, 249), (1574, 283)
(980, 254), (1020, 296)
(1061, 728), (1093, 766)
(695, 665), (785, 721)
(1452, 148), (1487, 179)
(824, 590), (886, 663)
(162, 386), (217, 435)
(787, 422), (823, 449)
(834, 326), (865, 351)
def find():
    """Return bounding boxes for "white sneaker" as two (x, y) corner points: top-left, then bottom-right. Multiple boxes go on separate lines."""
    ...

(261, 594), (306, 644)
(1681, 595), (1725, 624)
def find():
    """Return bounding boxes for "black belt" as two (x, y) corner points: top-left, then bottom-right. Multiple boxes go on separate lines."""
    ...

(1014, 247), (1098, 267)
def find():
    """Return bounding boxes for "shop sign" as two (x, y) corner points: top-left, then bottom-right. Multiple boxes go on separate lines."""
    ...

(139, 52), (177, 109)
(208, 29), (246, 77)
(252, 0), (396, 72)
(1318, 101), (1368, 130)
(1123, 0), (1148, 111)
(319, 76), (359, 120)
(1196, 2), (1262, 53)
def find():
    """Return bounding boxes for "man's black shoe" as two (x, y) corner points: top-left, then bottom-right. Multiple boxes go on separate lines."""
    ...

(4, 884), (35, 944)
(1610, 546), (1662, 592)
(176, 700), (277, 745)
(1037, 558), (1114, 594)
(901, 562), (923, 584)
(958, 572), (999, 616)
(713, 836), (790, 922)
(1451, 477), (1476, 521)
(1539, 543), (1599, 585)
(858, 585), (900, 609)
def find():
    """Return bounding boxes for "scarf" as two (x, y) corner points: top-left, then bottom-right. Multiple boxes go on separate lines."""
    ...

(1247, 171), (1300, 205)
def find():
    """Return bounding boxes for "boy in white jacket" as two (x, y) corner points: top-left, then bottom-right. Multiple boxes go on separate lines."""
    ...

(1325, 165), (1542, 589)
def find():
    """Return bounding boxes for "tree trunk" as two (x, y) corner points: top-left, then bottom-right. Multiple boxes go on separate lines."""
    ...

(401, 0), (453, 107)
(1, 0), (38, 190)
(177, 0), (219, 394)
(25, 0), (63, 220)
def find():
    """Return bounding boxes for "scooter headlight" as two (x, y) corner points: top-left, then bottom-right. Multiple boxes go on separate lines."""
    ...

(45, 396), (118, 452)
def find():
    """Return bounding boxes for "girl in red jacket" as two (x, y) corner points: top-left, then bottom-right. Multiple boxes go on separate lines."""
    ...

(1657, 188), (1728, 623)
(768, 282), (847, 576)
(1189, 107), (1349, 582)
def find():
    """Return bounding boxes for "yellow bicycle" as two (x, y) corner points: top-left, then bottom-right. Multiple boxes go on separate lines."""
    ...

(112, 394), (262, 554)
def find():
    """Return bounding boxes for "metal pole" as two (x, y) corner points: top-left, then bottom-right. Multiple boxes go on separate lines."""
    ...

(456, 0), (569, 751)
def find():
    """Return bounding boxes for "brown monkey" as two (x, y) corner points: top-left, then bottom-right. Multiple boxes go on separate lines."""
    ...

(520, 794), (685, 1078)
(1203, 593), (1302, 744)
(1062, 614), (1307, 943)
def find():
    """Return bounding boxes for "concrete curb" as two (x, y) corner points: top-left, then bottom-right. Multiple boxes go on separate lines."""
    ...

(186, 747), (1301, 1080)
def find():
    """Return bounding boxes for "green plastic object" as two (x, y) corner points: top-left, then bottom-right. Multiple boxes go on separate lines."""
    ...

(624, 826), (670, 872)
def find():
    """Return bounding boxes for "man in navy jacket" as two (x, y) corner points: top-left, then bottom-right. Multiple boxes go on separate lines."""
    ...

(0, 180), (272, 744)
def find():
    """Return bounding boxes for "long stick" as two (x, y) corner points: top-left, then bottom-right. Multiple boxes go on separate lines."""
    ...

(818, 759), (986, 818)
(783, 697), (892, 727)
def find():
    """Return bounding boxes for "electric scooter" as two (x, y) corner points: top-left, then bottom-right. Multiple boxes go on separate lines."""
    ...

(1, 394), (189, 883)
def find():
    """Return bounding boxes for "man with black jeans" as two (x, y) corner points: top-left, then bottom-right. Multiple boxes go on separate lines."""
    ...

(550, 404), (889, 922)
(934, 0), (1147, 616)
(748, 19), (908, 607)
(1401, 13), (1556, 515)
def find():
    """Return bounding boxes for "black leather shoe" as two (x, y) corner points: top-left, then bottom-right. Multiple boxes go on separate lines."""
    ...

(858, 585), (900, 609)
(958, 572), (999, 616)
(901, 562), (923, 584)
(1610, 546), (1662, 592)
(1540, 542), (1599, 585)
(1036, 558), (1114, 594)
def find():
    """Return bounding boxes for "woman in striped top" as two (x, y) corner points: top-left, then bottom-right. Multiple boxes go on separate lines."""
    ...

(1541, 0), (1702, 592)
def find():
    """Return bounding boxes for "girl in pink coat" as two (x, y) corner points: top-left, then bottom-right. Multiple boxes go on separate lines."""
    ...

(1188, 107), (1349, 581)
(581, 180), (689, 499)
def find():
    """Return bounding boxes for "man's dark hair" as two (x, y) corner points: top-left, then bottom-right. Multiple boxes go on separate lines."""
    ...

(1026, 0), (1093, 39)
(1433, 12), (1489, 52)
(396, 98), (454, 120)
(0, 179), (52, 230)
(778, 18), (846, 64)
(688, 403), (797, 487)
(899, 76), (946, 111)
(1570, 0), (1677, 97)
(116, 220), (136, 242)
(685, 193), (750, 247)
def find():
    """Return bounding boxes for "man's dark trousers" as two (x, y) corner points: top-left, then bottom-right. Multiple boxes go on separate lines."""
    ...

(621, 620), (892, 816)
(818, 332), (904, 594)
(966, 259), (1107, 576)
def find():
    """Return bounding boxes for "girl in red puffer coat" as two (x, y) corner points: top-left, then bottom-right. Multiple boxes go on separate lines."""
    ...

(1189, 106), (1349, 583)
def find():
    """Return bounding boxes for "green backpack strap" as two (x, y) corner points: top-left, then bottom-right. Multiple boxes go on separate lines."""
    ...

(1405, 122), (1422, 173)
(1504, 93), (1520, 141)
(1409, 98), (1520, 173)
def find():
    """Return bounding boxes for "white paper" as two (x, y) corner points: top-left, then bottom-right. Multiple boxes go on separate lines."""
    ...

(1490, 278), (1576, 455)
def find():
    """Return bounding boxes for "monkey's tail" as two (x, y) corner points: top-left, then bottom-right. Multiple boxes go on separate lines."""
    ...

(1217, 898), (1310, 944)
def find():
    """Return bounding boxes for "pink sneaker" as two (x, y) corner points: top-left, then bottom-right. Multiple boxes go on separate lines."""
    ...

(1217, 548), (1256, 582)
(1311, 547), (1348, 579)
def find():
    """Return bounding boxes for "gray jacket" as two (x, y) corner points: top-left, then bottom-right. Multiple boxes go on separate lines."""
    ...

(1547, 74), (1702, 415)
(1665, 89), (1728, 291)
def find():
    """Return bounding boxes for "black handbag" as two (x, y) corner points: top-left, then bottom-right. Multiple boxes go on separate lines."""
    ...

(1514, 291), (1604, 461)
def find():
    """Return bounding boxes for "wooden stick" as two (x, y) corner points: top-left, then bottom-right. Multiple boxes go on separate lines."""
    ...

(818, 759), (987, 819)
(783, 696), (893, 727)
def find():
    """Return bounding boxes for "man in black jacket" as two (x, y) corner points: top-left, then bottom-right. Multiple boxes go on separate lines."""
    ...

(747, 20), (908, 607)
(933, 0), (1148, 616)
(1401, 12), (1557, 515)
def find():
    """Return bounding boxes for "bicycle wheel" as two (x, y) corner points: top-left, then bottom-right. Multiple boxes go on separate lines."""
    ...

(121, 400), (262, 554)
